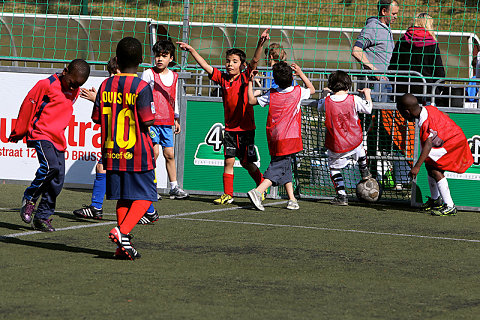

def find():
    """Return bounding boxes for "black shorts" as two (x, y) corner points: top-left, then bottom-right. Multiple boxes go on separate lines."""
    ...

(106, 170), (157, 202)
(263, 154), (294, 186)
(223, 130), (258, 163)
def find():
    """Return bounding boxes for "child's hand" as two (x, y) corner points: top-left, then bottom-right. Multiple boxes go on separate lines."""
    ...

(249, 69), (259, 82)
(174, 119), (181, 134)
(80, 87), (97, 102)
(291, 63), (303, 76)
(177, 42), (193, 52)
(409, 166), (420, 180)
(258, 28), (270, 46)
(357, 88), (371, 95)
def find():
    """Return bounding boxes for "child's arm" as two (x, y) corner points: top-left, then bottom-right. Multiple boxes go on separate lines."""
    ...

(177, 42), (214, 76)
(410, 137), (433, 179)
(247, 70), (259, 105)
(292, 63), (315, 95)
(248, 28), (270, 70)
(357, 87), (372, 105)
(9, 80), (48, 142)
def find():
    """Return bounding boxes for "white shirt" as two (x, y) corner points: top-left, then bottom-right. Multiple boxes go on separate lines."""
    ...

(257, 86), (311, 110)
(141, 68), (179, 118)
(317, 93), (372, 114)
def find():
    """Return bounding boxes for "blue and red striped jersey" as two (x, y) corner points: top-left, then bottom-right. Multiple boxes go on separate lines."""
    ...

(92, 73), (155, 172)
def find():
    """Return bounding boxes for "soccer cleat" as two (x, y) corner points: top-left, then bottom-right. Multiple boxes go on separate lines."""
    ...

(360, 167), (372, 181)
(137, 210), (160, 225)
(157, 193), (163, 200)
(430, 204), (457, 216)
(73, 205), (103, 220)
(20, 197), (36, 224)
(114, 245), (141, 260)
(247, 189), (265, 211)
(169, 186), (189, 199)
(32, 218), (55, 232)
(421, 197), (443, 212)
(330, 194), (348, 206)
(286, 199), (300, 210)
(213, 193), (234, 205)
(108, 227), (140, 260)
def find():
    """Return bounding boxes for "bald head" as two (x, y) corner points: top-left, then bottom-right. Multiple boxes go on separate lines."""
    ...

(397, 93), (420, 121)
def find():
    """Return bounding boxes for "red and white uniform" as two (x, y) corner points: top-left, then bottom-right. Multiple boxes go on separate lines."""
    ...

(318, 93), (372, 169)
(210, 66), (255, 132)
(419, 105), (473, 173)
(257, 85), (311, 156)
(10, 74), (80, 151)
(324, 95), (363, 153)
(141, 68), (179, 126)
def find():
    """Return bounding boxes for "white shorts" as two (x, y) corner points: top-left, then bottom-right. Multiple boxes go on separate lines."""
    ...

(328, 144), (366, 170)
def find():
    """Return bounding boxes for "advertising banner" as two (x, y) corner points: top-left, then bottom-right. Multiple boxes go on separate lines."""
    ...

(183, 100), (271, 194)
(0, 71), (167, 188)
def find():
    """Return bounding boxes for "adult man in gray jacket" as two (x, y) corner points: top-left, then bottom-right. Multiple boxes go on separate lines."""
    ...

(352, 0), (399, 102)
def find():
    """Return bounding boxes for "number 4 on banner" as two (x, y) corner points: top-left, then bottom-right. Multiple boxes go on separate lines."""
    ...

(205, 123), (224, 152)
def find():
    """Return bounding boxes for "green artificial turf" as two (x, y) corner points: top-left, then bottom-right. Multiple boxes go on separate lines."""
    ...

(1, 183), (480, 319)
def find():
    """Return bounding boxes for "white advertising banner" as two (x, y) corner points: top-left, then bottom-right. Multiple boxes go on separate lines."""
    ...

(0, 71), (167, 188)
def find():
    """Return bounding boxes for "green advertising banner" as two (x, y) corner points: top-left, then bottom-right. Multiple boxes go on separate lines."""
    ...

(414, 112), (480, 210)
(183, 100), (271, 195)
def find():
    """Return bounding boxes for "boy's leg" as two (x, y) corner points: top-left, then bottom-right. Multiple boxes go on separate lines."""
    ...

(428, 166), (456, 216)
(285, 182), (300, 210)
(214, 158), (235, 204)
(420, 165), (443, 211)
(330, 169), (348, 206)
(73, 161), (105, 219)
(31, 141), (65, 231)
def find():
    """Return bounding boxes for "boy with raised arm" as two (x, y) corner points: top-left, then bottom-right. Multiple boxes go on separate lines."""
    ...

(246, 61), (315, 210)
(178, 29), (270, 205)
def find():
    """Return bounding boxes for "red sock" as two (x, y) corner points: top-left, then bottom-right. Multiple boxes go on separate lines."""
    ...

(223, 173), (234, 196)
(250, 167), (263, 186)
(118, 200), (152, 234)
(116, 200), (130, 226)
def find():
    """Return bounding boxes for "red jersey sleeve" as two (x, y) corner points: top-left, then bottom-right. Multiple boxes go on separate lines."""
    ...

(9, 79), (49, 142)
(209, 67), (223, 85)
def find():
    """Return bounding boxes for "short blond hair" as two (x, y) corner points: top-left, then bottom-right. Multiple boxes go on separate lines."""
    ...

(413, 12), (436, 41)
(264, 43), (287, 64)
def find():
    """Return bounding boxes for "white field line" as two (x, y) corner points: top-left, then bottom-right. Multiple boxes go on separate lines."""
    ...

(0, 201), (287, 238)
(173, 217), (480, 243)
(2, 202), (480, 243)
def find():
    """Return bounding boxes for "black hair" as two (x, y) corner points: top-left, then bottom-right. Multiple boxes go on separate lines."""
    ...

(67, 59), (90, 79)
(327, 70), (352, 93)
(378, 0), (398, 16)
(152, 39), (176, 59)
(106, 57), (119, 76)
(225, 48), (247, 65)
(272, 61), (293, 89)
(116, 37), (143, 70)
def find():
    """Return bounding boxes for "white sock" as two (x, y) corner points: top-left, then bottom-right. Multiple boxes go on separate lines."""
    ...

(437, 178), (454, 208)
(428, 175), (440, 200)
(170, 181), (178, 190)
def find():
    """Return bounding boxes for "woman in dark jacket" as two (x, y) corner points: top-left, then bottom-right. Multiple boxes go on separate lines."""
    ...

(389, 13), (445, 103)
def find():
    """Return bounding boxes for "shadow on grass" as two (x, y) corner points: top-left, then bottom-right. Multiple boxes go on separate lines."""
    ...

(0, 221), (32, 232)
(0, 236), (115, 259)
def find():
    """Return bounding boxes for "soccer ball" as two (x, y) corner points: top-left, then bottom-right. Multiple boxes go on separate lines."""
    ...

(356, 178), (380, 202)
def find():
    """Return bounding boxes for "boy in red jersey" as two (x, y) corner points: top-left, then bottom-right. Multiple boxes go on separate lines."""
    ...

(9, 59), (90, 231)
(246, 62), (315, 210)
(92, 37), (157, 260)
(318, 70), (373, 206)
(177, 29), (270, 205)
(397, 93), (474, 216)
(141, 39), (188, 203)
